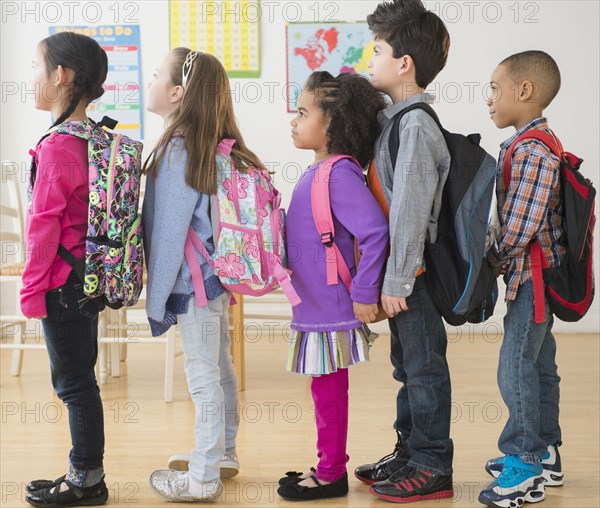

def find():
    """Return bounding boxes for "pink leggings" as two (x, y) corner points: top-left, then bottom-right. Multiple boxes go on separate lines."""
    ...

(311, 368), (349, 482)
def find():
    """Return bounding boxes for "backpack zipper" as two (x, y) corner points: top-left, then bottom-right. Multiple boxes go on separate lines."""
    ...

(106, 134), (122, 239)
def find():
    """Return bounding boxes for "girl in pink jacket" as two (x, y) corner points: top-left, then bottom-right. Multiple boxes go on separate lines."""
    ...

(20, 32), (110, 508)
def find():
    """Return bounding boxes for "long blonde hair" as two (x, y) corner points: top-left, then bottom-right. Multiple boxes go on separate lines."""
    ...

(143, 48), (264, 195)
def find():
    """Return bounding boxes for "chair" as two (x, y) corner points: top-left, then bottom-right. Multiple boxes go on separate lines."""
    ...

(0, 161), (45, 373)
(95, 278), (181, 403)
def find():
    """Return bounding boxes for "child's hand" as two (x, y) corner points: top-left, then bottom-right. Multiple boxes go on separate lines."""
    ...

(353, 302), (379, 323)
(381, 294), (408, 317)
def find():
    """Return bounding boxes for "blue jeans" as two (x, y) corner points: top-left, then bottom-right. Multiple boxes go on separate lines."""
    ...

(41, 271), (104, 485)
(389, 275), (453, 475)
(498, 280), (561, 463)
(177, 292), (239, 489)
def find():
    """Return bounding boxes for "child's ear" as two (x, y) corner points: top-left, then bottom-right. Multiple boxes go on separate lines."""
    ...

(55, 65), (77, 88)
(55, 65), (67, 85)
(396, 55), (414, 77)
(518, 80), (535, 102)
(170, 85), (184, 104)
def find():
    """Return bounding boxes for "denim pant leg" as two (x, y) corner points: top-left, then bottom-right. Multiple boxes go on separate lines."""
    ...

(42, 273), (104, 485)
(178, 293), (238, 488)
(536, 316), (561, 447)
(390, 276), (453, 475)
(389, 317), (412, 443)
(498, 280), (553, 462)
(217, 303), (239, 451)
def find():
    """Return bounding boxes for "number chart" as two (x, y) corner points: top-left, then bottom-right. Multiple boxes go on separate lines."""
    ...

(169, 0), (261, 78)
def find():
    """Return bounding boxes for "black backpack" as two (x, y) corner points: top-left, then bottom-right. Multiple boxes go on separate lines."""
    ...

(503, 130), (596, 322)
(388, 103), (498, 325)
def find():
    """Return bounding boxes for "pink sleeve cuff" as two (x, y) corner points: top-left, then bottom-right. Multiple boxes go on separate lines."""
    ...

(20, 290), (47, 319)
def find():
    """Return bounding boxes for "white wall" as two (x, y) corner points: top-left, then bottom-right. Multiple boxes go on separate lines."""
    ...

(1, 1), (598, 333)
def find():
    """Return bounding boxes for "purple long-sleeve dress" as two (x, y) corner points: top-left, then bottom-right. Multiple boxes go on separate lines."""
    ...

(285, 158), (389, 376)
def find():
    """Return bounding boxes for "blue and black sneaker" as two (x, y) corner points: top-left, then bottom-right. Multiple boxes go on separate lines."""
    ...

(485, 445), (564, 487)
(479, 455), (545, 508)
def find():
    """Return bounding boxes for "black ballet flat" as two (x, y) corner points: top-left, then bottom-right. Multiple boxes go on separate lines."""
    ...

(277, 472), (348, 501)
(278, 467), (316, 486)
(27, 476), (66, 493)
(26, 478), (108, 507)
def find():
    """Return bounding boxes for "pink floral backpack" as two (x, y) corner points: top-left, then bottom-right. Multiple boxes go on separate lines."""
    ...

(184, 139), (300, 307)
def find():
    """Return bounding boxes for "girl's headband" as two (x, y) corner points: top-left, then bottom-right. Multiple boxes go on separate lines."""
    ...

(182, 50), (201, 88)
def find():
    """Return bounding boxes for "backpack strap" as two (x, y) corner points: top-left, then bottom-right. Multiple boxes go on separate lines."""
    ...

(389, 103), (442, 168)
(503, 129), (563, 323)
(502, 130), (563, 189)
(267, 206), (302, 306)
(217, 138), (237, 156)
(184, 227), (212, 308)
(311, 155), (359, 292)
(57, 245), (85, 282)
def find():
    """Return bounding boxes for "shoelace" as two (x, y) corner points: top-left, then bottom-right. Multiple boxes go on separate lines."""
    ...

(377, 431), (406, 463)
(222, 452), (238, 462)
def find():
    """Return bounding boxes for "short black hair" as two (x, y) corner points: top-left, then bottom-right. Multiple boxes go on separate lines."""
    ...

(499, 50), (561, 109)
(304, 71), (387, 168)
(367, 0), (450, 88)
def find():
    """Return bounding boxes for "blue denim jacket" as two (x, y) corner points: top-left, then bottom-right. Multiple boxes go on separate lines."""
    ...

(143, 137), (224, 336)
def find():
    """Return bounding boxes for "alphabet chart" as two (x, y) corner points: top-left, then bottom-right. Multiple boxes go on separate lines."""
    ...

(169, 0), (261, 77)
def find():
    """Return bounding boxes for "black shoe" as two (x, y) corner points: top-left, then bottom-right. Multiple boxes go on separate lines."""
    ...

(277, 472), (348, 501)
(26, 479), (108, 507)
(369, 466), (454, 502)
(278, 467), (316, 486)
(354, 431), (410, 485)
(27, 476), (67, 493)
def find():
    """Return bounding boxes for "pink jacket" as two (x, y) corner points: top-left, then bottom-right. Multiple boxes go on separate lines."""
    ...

(20, 133), (88, 318)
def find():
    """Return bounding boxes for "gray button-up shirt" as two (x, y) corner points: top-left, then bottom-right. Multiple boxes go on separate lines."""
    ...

(374, 93), (451, 298)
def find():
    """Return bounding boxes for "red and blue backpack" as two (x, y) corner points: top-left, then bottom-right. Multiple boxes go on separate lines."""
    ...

(503, 130), (596, 322)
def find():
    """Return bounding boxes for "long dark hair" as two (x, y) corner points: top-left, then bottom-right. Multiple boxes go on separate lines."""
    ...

(41, 32), (108, 127)
(30, 32), (108, 188)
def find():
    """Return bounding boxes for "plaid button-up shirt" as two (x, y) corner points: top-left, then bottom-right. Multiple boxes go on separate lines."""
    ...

(490, 117), (565, 301)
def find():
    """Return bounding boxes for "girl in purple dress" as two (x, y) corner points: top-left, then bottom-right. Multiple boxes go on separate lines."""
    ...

(277, 71), (389, 501)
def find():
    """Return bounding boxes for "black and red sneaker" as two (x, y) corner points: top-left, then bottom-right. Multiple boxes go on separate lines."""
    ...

(369, 466), (453, 503)
(354, 431), (410, 485)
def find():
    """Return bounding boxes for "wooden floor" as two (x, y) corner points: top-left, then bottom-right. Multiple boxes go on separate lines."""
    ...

(1, 328), (599, 508)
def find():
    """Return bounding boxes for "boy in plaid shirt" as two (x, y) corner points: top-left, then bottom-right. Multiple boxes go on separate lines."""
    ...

(480, 51), (566, 508)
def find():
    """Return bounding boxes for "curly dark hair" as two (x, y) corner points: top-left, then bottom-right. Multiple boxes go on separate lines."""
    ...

(304, 71), (387, 168)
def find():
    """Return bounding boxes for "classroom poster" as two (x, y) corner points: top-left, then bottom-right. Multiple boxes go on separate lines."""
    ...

(286, 22), (374, 112)
(49, 25), (144, 140)
(169, 0), (261, 78)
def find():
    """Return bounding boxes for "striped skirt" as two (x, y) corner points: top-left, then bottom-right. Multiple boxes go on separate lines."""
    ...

(286, 324), (378, 376)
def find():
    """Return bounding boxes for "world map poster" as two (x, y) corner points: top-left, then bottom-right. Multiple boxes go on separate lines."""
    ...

(286, 22), (374, 112)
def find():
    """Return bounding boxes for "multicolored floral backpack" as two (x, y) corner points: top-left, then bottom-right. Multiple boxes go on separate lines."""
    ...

(184, 138), (300, 307)
(32, 116), (144, 309)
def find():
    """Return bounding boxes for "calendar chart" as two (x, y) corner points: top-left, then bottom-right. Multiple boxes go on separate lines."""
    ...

(170, 1), (261, 78)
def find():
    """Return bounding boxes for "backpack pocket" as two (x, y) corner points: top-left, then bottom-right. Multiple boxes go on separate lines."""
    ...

(212, 225), (262, 286)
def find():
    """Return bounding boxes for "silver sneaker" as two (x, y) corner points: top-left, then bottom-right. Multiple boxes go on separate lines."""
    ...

(149, 469), (223, 502)
(167, 452), (240, 479)
(220, 451), (240, 479)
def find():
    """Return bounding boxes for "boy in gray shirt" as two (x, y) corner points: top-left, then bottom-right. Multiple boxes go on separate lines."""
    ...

(354, 0), (454, 503)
